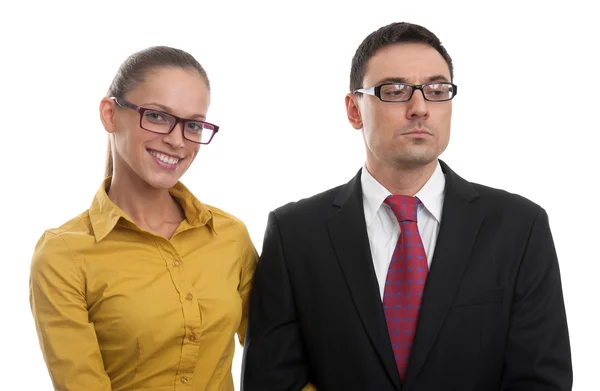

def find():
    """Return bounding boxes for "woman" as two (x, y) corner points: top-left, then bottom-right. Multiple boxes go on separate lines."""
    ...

(29, 46), (257, 391)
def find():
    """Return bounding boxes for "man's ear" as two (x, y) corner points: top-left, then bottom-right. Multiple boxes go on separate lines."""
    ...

(345, 93), (363, 130)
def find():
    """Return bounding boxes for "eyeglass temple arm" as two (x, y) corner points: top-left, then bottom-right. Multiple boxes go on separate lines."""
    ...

(354, 87), (375, 95)
(110, 97), (139, 111)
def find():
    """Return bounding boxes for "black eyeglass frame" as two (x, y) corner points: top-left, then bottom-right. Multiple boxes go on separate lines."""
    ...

(354, 82), (458, 102)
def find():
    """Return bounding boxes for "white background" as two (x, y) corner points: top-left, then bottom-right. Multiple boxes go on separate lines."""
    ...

(1, 0), (597, 389)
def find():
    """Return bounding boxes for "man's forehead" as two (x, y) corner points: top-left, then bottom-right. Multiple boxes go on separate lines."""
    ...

(364, 44), (451, 84)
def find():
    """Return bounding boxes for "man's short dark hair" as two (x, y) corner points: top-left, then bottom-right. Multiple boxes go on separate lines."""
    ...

(350, 22), (454, 92)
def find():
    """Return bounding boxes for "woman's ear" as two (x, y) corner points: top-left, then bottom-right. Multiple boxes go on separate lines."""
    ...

(99, 97), (118, 134)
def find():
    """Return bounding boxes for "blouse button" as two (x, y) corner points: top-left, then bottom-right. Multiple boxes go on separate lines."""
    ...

(172, 260), (180, 267)
(185, 293), (193, 301)
(180, 376), (188, 384)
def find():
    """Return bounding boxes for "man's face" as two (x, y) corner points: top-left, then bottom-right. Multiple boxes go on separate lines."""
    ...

(347, 43), (453, 171)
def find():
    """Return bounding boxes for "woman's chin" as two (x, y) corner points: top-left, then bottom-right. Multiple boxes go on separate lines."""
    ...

(143, 171), (182, 190)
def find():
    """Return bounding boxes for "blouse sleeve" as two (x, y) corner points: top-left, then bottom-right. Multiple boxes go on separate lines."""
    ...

(236, 225), (259, 346)
(30, 231), (112, 391)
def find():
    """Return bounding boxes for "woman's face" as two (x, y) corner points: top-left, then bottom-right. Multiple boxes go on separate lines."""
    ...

(101, 67), (211, 190)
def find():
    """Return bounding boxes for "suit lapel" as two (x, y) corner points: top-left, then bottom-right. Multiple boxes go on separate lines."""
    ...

(403, 161), (485, 388)
(327, 170), (402, 390)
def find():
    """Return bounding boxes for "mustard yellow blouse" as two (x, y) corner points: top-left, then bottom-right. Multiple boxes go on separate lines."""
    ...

(29, 179), (258, 390)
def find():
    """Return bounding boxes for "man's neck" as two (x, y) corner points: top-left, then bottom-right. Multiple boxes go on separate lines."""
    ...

(366, 159), (438, 196)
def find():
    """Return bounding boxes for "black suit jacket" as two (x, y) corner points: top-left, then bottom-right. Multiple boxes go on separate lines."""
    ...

(242, 161), (572, 391)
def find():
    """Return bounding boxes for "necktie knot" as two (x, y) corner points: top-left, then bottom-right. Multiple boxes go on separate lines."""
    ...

(384, 195), (421, 223)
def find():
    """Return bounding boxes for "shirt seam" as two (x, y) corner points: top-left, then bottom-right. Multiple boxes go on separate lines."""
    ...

(46, 230), (86, 294)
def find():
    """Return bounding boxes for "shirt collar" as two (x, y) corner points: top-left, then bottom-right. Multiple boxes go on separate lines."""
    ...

(89, 177), (215, 242)
(361, 160), (446, 226)
(415, 161), (445, 223)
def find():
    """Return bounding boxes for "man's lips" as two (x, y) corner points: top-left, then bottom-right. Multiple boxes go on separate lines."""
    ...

(402, 128), (433, 136)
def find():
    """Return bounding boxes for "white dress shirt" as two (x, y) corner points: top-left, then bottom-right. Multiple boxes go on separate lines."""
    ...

(361, 162), (446, 300)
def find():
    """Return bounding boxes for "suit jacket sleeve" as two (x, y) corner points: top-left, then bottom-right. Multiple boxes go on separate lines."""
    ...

(241, 211), (315, 391)
(501, 208), (573, 390)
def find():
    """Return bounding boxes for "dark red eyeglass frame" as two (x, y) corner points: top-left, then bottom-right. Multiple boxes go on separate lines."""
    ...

(110, 97), (219, 145)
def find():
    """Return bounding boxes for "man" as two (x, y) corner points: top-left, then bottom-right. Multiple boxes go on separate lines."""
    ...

(242, 22), (572, 391)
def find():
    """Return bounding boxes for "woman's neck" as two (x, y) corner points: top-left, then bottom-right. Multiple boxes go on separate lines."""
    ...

(107, 170), (184, 234)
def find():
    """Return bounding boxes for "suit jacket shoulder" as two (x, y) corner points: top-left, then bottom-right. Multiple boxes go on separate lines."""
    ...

(469, 181), (546, 225)
(273, 184), (347, 222)
(273, 162), (548, 229)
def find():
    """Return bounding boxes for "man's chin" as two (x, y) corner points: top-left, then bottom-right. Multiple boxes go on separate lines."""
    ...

(394, 151), (438, 167)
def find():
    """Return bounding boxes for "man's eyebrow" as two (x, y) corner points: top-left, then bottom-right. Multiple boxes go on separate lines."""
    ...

(373, 77), (409, 85)
(372, 75), (451, 85)
(425, 75), (450, 83)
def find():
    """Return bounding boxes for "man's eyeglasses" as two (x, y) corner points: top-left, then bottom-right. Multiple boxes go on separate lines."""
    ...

(110, 97), (219, 145)
(354, 82), (457, 102)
